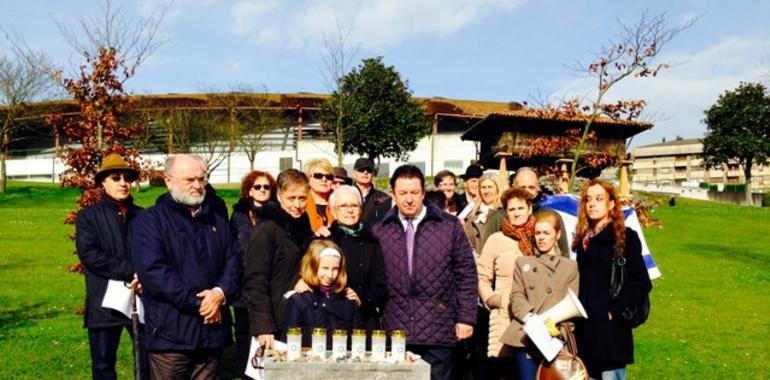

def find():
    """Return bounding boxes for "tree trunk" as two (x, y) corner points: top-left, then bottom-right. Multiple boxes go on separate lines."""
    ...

(0, 131), (8, 193)
(743, 161), (753, 206)
(0, 152), (6, 193)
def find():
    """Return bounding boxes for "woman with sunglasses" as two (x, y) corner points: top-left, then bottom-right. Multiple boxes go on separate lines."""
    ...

(229, 170), (277, 376)
(304, 158), (336, 237)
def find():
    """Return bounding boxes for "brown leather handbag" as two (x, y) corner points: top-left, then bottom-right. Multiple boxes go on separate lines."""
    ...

(536, 324), (588, 380)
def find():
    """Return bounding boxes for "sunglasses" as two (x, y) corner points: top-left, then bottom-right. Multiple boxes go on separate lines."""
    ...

(357, 167), (373, 174)
(252, 184), (271, 191)
(108, 173), (133, 182)
(312, 173), (335, 181)
(251, 345), (265, 369)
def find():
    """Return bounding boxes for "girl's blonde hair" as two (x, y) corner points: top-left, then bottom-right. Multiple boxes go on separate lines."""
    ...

(300, 239), (348, 293)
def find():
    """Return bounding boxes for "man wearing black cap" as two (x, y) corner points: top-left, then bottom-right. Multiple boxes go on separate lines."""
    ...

(76, 153), (148, 379)
(353, 157), (391, 224)
(457, 164), (484, 219)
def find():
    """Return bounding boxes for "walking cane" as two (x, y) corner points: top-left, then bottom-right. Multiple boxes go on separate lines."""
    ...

(130, 286), (142, 380)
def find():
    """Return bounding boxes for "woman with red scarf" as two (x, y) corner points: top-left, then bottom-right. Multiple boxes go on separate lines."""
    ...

(477, 187), (535, 378)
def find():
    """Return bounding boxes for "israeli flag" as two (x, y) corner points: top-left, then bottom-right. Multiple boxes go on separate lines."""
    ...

(540, 194), (661, 280)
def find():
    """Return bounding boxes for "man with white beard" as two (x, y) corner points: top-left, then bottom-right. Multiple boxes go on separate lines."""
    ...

(131, 154), (241, 379)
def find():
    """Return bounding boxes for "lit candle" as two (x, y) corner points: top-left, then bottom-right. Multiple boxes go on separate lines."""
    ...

(371, 329), (386, 362)
(286, 327), (302, 361)
(351, 329), (366, 360)
(332, 329), (348, 360)
(311, 327), (327, 360)
(390, 329), (407, 362)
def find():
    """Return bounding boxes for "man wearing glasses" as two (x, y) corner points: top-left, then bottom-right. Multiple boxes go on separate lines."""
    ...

(76, 154), (148, 379)
(131, 154), (241, 379)
(353, 157), (391, 224)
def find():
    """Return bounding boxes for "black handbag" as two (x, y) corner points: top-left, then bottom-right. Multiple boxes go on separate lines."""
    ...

(610, 256), (650, 328)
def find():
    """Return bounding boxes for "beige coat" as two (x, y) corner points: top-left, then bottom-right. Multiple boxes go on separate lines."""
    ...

(477, 231), (524, 357)
(500, 254), (579, 348)
(463, 204), (497, 255)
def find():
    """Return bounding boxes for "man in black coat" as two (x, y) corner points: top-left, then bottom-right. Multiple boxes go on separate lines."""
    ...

(352, 157), (391, 224)
(76, 154), (148, 380)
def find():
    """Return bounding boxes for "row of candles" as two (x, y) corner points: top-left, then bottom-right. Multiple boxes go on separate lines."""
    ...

(286, 327), (407, 362)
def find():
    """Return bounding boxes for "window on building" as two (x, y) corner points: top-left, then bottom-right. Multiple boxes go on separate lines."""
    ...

(408, 161), (426, 173)
(443, 160), (463, 174)
(376, 163), (390, 177)
(279, 157), (293, 171)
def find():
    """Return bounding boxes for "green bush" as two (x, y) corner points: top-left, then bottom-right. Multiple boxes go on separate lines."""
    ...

(709, 184), (718, 192)
(699, 182), (710, 189)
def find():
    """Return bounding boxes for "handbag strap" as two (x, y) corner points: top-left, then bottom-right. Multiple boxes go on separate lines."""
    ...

(559, 323), (578, 356)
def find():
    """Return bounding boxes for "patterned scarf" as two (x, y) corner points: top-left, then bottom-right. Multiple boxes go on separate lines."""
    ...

(339, 222), (364, 238)
(501, 215), (536, 256)
(581, 218), (611, 252)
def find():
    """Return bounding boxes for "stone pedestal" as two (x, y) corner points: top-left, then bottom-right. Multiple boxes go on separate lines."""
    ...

(262, 356), (431, 380)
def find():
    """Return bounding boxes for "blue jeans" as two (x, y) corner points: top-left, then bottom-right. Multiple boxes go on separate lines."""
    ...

(88, 325), (149, 380)
(512, 348), (537, 380)
(591, 366), (626, 380)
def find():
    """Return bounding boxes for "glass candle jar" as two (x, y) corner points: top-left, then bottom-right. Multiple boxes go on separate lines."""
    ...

(286, 327), (302, 361)
(311, 327), (327, 360)
(350, 329), (366, 360)
(390, 329), (407, 362)
(371, 330), (386, 362)
(332, 329), (348, 360)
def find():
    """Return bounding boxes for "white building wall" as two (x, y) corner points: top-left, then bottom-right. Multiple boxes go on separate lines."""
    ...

(6, 132), (480, 184)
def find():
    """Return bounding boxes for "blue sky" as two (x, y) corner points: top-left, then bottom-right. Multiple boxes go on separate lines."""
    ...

(2, 0), (769, 147)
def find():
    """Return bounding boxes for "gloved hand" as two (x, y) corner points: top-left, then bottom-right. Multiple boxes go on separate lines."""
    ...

(543, 318), (561, 337)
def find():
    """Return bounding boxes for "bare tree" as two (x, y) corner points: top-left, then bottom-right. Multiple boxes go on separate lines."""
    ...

(55, 0), (170, 75)
(320, 19), (359, 165)
(0, 52), (54, 192)
(560, 11), (697, 190)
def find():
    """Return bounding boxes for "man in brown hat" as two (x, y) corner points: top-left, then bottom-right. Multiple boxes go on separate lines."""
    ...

(76, 153), (148, 379)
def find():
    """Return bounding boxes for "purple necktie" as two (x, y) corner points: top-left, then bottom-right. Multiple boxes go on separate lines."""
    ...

(406, 218), (415, 275)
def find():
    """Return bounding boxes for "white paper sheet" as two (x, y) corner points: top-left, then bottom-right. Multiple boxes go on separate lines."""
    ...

(522, 314), (564, 362)
(101, 279), (144, 323)
(245, 338), (288, 380)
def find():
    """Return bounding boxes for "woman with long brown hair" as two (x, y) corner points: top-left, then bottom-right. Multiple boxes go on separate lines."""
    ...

(572, 179), (651, 380)
(229, 170), (277, 375)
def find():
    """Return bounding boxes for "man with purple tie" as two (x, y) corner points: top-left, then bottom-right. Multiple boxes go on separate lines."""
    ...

(371, 164), (478, 380)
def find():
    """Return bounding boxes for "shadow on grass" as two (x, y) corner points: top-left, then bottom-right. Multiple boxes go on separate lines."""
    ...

(684, 243), (770, 265)
(0, 303), (67, 340)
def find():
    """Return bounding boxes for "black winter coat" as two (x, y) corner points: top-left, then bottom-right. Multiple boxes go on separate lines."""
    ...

(283, 290), (362, 348)
(76, 196), (143, 328)
(243, 205), (313, 337)
(329, 222), (388, 328)
(229, 198), (275, 308)
(574, 224), (652, 373)
(358, 186), (391, 224)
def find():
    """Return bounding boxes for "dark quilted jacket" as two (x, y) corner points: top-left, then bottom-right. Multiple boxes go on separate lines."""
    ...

(371, 202), (478, 346)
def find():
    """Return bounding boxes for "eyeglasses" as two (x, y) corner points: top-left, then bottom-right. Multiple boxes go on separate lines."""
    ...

(357, 167), (373, 174)
(251, 345), (265, 369)
(253, 184), (271, 191)
(335, 203), (360, 211)
(312, 172), (335, 181)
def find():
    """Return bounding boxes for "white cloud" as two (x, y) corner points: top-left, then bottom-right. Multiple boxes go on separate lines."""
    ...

(229, 0), (525, 50)
(555, 37), (770, 146)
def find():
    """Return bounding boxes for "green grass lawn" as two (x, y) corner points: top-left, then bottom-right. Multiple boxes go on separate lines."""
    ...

(0, 181), (768, 378)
